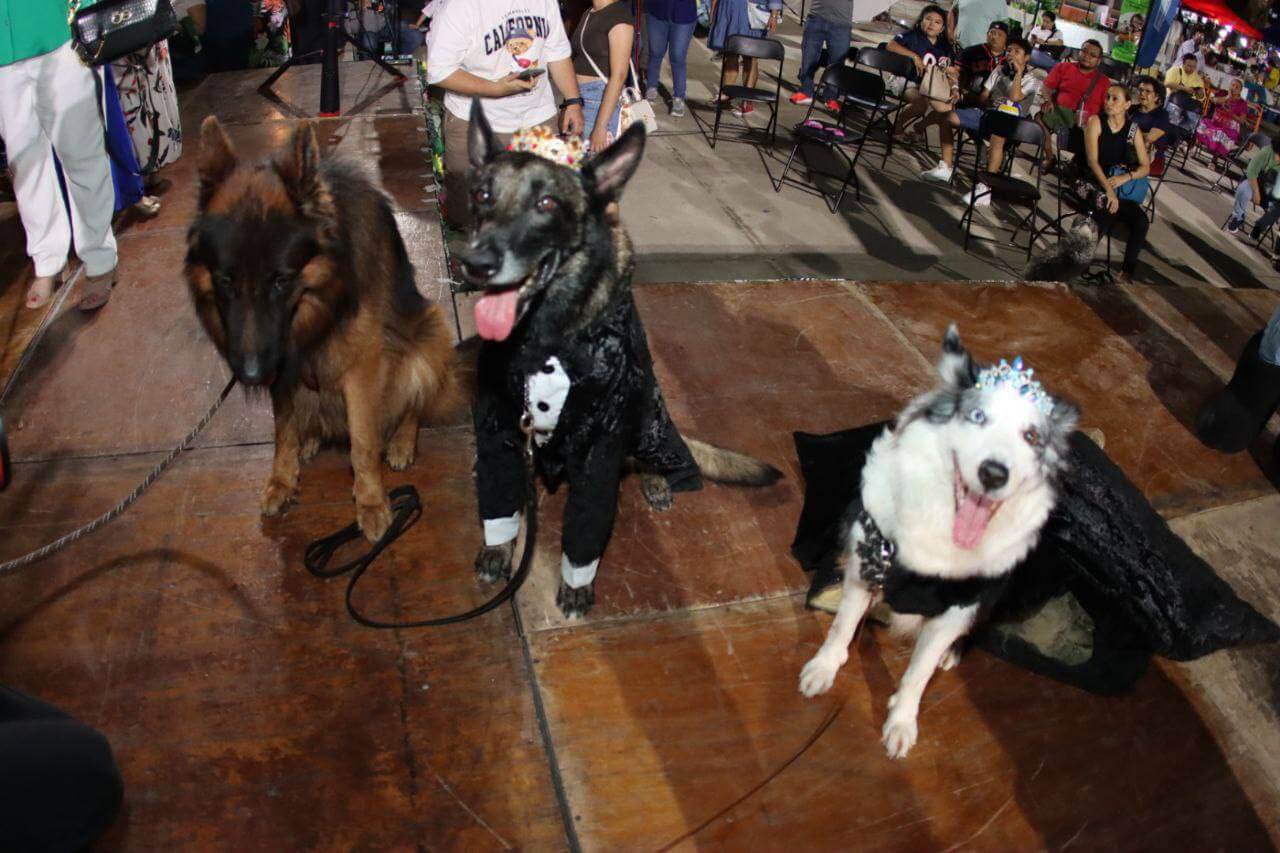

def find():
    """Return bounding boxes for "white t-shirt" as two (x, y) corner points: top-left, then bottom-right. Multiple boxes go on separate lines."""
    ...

(426, 0), (571, 132)
(984, 64), (1041, 107)
(1027, 25), (1060, 44)
(1177, 38), (1201, 62)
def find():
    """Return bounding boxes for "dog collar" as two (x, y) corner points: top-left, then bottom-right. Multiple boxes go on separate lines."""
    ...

(855, 508), (896, 589)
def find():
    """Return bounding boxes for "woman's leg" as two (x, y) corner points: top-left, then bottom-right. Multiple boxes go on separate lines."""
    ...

(939, 111), (958, 167)
(745, 56), (759, 89)
(1117, 200), (1149, 277)
(668, 22), (695, 100)
(895, 89), (926, 132)
(645, 14), (671, 95)
(719, 54), (741, 96)
(37, 44), (117, 280)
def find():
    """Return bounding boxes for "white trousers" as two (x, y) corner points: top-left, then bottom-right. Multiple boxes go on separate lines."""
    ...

(0, 41), (117, 278)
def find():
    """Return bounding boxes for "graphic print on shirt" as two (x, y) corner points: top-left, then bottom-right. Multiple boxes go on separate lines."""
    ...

(483, 9), (551, 71)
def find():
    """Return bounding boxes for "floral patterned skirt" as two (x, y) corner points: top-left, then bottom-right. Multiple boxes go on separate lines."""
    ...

(109, 43), (182, 174)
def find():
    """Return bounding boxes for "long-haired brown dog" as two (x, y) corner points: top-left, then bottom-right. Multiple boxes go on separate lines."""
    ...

(185, 117), (457, 541)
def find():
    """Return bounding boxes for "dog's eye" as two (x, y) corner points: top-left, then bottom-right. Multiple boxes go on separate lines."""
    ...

(536, 195), (559, 214)
(1023, 427), (1042, 447)
(967, 408), (987, 425)
(272, 273), (293, 294)
(473, 187), (492, 206)
(214, 272), (232, 290)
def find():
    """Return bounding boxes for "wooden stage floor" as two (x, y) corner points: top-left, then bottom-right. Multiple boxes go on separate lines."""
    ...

(0, 63), (1277, 849)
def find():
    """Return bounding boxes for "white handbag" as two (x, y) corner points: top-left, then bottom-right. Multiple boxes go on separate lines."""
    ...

(579, 10), (658, 142)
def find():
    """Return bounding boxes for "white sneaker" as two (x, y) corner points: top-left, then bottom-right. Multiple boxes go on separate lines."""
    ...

(670, 97), (686, 117)
(921, 162), (953, 183)
(964, 183), (992, 207)
(645, 87), (659, 102)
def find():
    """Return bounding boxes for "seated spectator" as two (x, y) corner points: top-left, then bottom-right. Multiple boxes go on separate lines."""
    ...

(1225, 133), (1280, 234)
(1082, 84), (1151, 283)
(1130, 75), (1173, 174)
(1164, 54), (1206, 101)
(956, 21), (1007, 102)
(1197, 78), (1249, 161)
(1268, 63), (1280, 91)
(791, 0), (853, 108)
(1027, 10), (1062, 47)
(888, 5), (959, 145)
(1037, 39), (1109, 166)
(926, 35), (1038, 194)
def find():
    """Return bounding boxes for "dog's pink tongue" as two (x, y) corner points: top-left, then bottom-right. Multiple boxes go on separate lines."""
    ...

(475, 289), (519, 341)
(953, 492), (997, 550)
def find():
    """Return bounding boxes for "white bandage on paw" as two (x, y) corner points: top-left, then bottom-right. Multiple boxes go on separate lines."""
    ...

(560, 554), (599, 589)
(483, 513), (521, 546)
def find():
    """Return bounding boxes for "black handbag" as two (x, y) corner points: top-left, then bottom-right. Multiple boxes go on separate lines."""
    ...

(68, 0), (179, 66)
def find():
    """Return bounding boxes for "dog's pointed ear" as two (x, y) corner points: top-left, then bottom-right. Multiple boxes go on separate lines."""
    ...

(938, 323), (978, 389)
(469, 99), (498, 170)
(198, 116), (237, 207)
(586, 123), (646, 201)
(278, 121), (333, 218)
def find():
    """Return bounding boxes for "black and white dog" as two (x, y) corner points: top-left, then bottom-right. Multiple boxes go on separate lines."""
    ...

(799, 326), (1078, 758)
(455, 102), (781, 618)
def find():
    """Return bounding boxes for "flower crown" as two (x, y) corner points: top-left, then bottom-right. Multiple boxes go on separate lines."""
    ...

(507, 126), (585, 170)
(974, 356), (1054, 416)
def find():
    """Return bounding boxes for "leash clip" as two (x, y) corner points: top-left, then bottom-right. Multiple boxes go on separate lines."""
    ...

(519, 412), (535, 459)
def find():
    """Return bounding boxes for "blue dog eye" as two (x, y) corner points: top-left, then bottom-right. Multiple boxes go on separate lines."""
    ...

(967, 408), (986, 425)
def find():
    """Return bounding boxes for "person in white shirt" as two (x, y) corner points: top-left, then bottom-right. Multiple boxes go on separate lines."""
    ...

(427, 0), (585, 229)
(1177, 31), (1204, 66)
(1027, 10), (1061, 46)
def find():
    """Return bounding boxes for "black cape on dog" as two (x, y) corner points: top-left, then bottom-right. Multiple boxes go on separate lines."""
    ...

(791, 423), (1280, 694)
(475, 292), (702, 562)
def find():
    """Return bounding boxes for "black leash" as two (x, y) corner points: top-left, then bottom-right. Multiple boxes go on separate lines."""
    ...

(303, 420), (539, 628)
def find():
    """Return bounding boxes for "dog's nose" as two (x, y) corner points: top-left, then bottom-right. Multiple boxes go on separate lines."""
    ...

(239, 354), (264, 385)
(459, 246), (500, 283)
(978, 460), (1008, 492)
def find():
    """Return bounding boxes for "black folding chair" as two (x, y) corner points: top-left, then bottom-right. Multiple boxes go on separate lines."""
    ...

(960, 112), (1046, 261)
(1166, 90), (1203, 170)
(1099, 56), (1130, 86)
(1143, 131), (1182, 223)
(773, 65), (881, 212)
(1212, 130), (1270, 192)
(851, 46), (915, 167)
(711, 35), (785, 149)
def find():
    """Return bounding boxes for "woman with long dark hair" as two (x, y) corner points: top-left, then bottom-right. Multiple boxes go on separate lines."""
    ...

(1084, 84), (1151, 283)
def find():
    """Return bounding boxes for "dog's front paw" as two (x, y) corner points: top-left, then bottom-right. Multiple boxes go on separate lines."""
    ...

(640, 474), (673, 512)
(798, 651), (846, 697)
(261, 477), (297, 516)
(356, 498), (393, 543)
(474, 541), (515, 583)
(881, 711), (919, 759)
(939, 644), (961, 671)
(556, 581), (595, 618)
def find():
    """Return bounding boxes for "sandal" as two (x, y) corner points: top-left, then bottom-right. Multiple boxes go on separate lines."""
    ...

(134, 195), (161, 218)
(25, 265), (67, 310)
(78, 267), (117, 312)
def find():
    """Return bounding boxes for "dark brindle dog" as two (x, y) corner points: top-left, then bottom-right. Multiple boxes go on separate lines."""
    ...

(186, 118), (457, 541)
(456, 101), (781, 617)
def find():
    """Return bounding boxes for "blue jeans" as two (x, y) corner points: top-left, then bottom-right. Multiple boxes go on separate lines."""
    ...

(580, 79), (622, 148)
(645, 16), (695, 100)
(1233, 178), (1256, 220)
(1030, 49), (1057, 71)
(1261, 308), (1280, 366)
(798, 15), (852, 97)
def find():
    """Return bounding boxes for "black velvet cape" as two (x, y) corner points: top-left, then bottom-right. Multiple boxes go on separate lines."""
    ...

(791, 423), (1280, 694)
